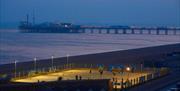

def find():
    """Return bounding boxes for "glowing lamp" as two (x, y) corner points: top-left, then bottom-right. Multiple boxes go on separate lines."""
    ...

(126, 67), (131, 71)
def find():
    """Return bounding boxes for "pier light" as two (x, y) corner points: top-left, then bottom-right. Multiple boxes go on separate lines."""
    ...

(34, 57), (37, 72)
(65, 25), (68, 27)
(51, 55), (54, 69)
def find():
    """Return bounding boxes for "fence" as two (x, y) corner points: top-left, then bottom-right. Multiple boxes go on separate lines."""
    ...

(112, 67), (170, 90)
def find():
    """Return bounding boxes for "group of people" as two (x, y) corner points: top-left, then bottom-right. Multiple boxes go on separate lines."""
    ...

(75, 75), (82, 80)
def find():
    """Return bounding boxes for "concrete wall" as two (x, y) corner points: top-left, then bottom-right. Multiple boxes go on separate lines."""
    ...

(0, 79), (113, 91)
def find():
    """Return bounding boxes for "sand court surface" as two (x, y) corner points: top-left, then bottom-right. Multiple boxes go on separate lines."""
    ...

(14, 69), (150, 84)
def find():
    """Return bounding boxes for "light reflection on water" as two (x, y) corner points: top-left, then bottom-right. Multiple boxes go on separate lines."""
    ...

(0, 29), (180, 64)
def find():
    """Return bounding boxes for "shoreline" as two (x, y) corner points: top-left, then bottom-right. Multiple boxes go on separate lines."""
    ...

(0, 43), (180, 75)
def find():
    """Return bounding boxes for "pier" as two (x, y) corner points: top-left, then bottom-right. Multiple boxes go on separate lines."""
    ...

(75, 26), (180, 35)
(19, 21), (180, 35)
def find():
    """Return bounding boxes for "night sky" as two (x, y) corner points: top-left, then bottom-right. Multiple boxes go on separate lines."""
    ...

(0, 0), (180, 27)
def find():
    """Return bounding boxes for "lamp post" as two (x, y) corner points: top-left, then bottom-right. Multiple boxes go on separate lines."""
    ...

(51, 55), (54, 69)
(126, 66), (131, 87)
(34, 57), (37, 72)
(66, 54), (69, 68)
(140, 62), (143, 72)
(126, 67), (131, 79)
(14, 60), (17, 78)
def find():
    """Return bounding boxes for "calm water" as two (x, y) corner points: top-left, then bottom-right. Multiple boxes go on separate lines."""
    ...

(0, 29), (180, 64)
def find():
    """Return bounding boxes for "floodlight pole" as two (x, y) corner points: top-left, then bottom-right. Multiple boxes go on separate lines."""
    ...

(51, 55), (54, 69)
(66, 54), (69, 68)
(34, 57), (37, 72)
(14, 60), (17, 78)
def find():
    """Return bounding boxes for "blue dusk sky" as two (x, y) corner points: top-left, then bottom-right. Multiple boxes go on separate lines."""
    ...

(0, 0), (180, 28)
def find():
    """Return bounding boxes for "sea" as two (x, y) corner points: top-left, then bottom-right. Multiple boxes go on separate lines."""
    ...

(0, 29), (180, 64)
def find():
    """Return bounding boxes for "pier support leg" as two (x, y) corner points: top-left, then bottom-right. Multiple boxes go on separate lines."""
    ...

(131, 29), (135, 34)
(98, 29), (102, 34)
(165, 30), (168, 35)
(156, 30), (160, 35)
(82, 29), (85, 33)
(91, 29), (94, 34)
(173, 30), (176, 35)
(123, 29), (127, 34)
(107, 29), (110, 34)
(140, 30), (143, 34)
(115, 29), (118, 34)
(148, 30), (151, 34)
